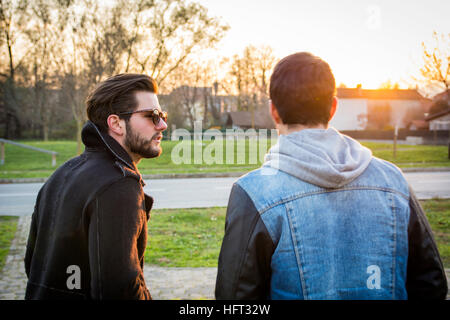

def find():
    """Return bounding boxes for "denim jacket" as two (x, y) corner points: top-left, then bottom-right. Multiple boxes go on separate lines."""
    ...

(215, 128), (447, 300)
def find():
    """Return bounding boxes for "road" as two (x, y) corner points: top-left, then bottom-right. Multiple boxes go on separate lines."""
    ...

(0, 171), (449, 216)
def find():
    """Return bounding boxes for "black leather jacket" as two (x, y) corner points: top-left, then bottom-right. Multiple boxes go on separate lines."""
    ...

(24, 121), (153, 299)
(215, 184), (448, 300)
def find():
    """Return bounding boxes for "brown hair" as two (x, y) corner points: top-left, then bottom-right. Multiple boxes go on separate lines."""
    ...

(269, 52), (336, 125)
(86, 73), (158, 132)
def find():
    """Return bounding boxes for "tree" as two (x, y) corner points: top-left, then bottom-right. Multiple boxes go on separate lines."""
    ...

(128, 0), (229, 88)
(0, 0), (229, 140)
(60, 0), (228, 148)
(22, 0), (67, 141)
(0, 0), (29, 138)
(379, 79), (400, 89)
(418, 31), (449, 93)
(166, 60), (207, 130)
(226, 45), (276, 128)
(56, 0), (132, 153)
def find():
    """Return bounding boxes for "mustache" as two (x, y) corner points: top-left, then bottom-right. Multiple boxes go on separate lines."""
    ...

(152, 133), (162, 141)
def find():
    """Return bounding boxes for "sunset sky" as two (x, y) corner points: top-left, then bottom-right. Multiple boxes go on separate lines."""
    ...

(198, 0), (449, 91)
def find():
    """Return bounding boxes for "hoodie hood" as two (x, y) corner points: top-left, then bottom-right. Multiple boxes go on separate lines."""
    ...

(264, 127), (372, 189)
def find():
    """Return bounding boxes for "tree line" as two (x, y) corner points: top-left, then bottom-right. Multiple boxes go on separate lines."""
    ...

(0, 0), (277, 152)
(1, 0), (447, 147)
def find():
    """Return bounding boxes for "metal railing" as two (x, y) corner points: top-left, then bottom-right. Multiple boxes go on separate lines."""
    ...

(0, 138), (58, 166)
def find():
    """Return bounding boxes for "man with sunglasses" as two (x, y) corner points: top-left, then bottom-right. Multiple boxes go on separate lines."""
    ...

(24, 74), (167, 299)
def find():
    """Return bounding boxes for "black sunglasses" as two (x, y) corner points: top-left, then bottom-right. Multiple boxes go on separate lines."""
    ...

(119, 108), (168, 125)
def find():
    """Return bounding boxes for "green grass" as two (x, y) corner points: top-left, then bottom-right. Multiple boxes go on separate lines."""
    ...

(420, 199), (450, 267)
(146, 200), (450, 268)
(0, 216), (19, 271)
(146, 207), (226, 267)
(363, 142), (450, 168)
(0, 139), (449, 179)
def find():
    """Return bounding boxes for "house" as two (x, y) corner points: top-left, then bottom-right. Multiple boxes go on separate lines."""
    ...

(426, 108), (450, 131)
(407, 120), (429, 131)
(329, 86), (430, 131)
(432, 89), (450, 105)
(224, 110), (275, 130)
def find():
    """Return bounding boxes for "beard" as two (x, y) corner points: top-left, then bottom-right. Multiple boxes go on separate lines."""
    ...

(124, 121), (162, 159)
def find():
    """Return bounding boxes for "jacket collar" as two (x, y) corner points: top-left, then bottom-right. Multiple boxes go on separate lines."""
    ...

(81, 120), (139, 174)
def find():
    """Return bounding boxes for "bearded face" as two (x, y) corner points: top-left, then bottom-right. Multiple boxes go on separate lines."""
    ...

(124, 120), (162, 159)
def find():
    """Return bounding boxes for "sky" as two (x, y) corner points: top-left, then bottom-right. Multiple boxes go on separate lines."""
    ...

(197, 0), (450, 91)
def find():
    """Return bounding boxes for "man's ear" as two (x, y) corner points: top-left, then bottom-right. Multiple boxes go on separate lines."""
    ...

(107, 114), (125, 136)
(329, 96), (338, 121)
(270, 101), (283, 125)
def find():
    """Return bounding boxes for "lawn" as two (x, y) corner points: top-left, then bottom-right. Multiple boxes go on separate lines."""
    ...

(146, 207), (226, 267)
(146, 200), (450, 268)
(0, 216), (19, 272)
(0, 139), (449, 179)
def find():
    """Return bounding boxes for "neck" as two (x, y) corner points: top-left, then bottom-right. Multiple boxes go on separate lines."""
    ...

(121, 144), (142, 165)
(108, 131), (141, 166)
(127, 151), (141, 165)
(276, 123), (328, 135)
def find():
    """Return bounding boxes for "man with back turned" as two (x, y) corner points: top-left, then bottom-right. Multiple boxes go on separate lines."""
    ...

(215, 52), (448, 300)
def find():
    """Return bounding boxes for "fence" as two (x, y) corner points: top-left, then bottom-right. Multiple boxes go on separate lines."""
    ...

(0, 138), (58, 166)
(341, 129), (450, 145)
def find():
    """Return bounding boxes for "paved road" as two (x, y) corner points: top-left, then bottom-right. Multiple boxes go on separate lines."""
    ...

(0, 171), (449, 216)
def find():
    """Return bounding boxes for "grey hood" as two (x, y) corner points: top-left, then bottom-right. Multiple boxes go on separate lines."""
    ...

(264, 127), (373, 188)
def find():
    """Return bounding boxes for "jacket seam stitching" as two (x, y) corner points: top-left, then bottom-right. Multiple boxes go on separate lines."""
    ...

(95, 197), (103, 299)
(390, 193), (397, 299)
(229, 183), (267, 298)
(27, 280), (86, 297)
(259, 187), (409, 215)
(84, 176), (140, 211)
(285, 203), (308, 299)
(88, 177), (142, 299)
(42, 156), (88, 274)
(232, 213), (260, 298)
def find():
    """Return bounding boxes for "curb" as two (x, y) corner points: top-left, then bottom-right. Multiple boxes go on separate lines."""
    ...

(400, 167), (450, 173)
(142, 171), (246, 180)
(0, 167), (449, 184)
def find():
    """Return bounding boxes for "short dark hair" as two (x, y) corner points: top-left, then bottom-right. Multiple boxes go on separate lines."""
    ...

(86, 73), (158, 132)
(269, 52), (336, 125)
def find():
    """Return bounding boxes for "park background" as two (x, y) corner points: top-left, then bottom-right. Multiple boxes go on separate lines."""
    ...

(0, 0), (449, 299)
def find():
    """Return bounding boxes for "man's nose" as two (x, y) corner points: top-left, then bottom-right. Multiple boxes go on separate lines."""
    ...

(156, 119), (168, 131)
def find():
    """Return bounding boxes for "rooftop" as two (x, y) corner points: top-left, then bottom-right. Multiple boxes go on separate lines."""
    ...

(337, 88), (427, 100)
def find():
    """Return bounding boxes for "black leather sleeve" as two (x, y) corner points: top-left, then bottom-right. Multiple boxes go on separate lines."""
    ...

(215, 183), (275, 300)
(406, 187), (448, 299)
(88, 178), (151, 300)
(24, 208), (38, 279)
(24, 189), (42, 279)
